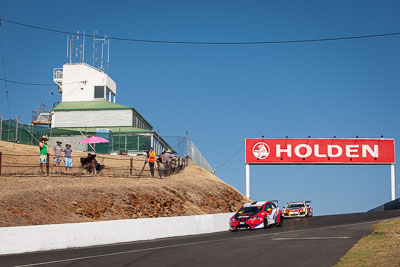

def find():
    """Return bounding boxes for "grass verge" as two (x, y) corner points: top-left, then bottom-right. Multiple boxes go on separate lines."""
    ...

(335, 218), (400, 267)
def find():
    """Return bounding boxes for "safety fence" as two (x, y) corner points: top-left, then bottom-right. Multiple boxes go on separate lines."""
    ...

(0, 119), (47, 146)
(0, 119), (165, 155)
(0, 118), (214, 174)
(0, 152), (189, 179)
(163, 136), (214, 173)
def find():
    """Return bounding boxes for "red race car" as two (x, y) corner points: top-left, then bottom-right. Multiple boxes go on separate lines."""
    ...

(229, 200), (284, 231)
(283, 201), (313, 218)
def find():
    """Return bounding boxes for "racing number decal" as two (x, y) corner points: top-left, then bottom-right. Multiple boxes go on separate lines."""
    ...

(268, 209), (276, 225)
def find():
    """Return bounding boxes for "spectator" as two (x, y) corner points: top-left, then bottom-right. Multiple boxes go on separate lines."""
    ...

(148, 147), (156, 177)
(38, 136), (48, 174)
(64, 143), (73, 174)
(92, 154), (104, 174)
(53, 140), (64, 173)
(163, 149), (173, 176)
(82, 153), (93, 173)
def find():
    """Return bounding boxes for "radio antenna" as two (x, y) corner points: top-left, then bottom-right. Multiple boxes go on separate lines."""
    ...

(82, 30), (85, 63)
(66, 35), (69, 63)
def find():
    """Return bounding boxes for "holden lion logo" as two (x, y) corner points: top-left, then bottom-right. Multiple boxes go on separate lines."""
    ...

(252, 142), (270, 159)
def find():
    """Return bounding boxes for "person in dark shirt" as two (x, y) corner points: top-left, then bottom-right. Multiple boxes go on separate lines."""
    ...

(64, 143), (73, 174)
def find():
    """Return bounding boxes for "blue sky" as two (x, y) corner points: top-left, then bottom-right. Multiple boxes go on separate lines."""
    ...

(1, 1), (399, 215)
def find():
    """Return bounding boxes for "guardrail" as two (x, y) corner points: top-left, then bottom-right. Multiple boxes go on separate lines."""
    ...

(0, 212), (234, 255)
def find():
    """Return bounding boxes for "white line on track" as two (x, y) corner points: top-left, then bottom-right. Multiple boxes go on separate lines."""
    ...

(14, 218), (396, 267)
(273, 236), (351, 240)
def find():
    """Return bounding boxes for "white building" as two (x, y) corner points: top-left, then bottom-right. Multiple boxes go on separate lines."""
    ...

(48, 63), (169, 154)
(53, 63), (116, 103)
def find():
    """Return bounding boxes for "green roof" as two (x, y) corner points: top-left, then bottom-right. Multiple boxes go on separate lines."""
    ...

(51, 126), (153, 135)
(53, 101), (152, 129)
(53, 101), (131, 111)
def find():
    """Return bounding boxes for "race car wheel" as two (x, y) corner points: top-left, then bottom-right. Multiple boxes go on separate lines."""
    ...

(229, 229), (237, 232)
(276, 214), (283, 227)
(263, 218), (269, 229)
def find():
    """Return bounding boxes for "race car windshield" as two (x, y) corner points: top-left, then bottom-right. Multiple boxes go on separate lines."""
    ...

(239, 206), (262, 213)
(287, 204), (304, 208)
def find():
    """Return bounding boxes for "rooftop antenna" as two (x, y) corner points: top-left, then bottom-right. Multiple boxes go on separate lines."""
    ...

(66, 35), (69, 63)
(93, 34), (110, 71)
(70, 35), (74, 63)
(75, 31), (80, 60)
(107, 37), (110, 72)
(82, 30), (85, 63)
(92, 30), (97, 67)
(76, 31), (80, 61)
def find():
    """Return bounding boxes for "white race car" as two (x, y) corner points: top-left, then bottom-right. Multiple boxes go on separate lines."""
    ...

(282, 201), (313, 218)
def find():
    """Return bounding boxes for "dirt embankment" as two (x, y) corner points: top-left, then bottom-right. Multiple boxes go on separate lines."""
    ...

(0, 141), (249, 227)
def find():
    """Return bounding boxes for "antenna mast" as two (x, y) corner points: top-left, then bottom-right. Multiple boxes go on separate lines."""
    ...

(93, 34), (110, 72)
(82, 30), (85, 63)
(66, 35), (69, 63)
(70, 35), (73, 63)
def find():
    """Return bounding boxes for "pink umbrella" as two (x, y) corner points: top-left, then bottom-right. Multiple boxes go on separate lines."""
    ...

(79, 136), (109, 144)
(79, 136), (109, 151)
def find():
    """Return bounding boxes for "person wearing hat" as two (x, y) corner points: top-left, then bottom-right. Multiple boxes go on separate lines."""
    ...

(64, 143), (73, 174)
(53, 140), (64, 174)
(38, 136), (48, 174)
(162, 149), (173, 176)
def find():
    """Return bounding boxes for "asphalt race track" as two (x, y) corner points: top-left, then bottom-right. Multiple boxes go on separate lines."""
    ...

(1, 210), (399, 267)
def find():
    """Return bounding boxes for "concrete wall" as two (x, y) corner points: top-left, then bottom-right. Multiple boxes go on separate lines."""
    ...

(52, 110), (133, 128)
(0, 213), (234, 255)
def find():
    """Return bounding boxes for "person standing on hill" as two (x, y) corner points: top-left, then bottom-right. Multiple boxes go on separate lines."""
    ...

(148, 147), (156, 177)
(64, 143), (73, 174)
(38, 136), (48, 174)
(163, 149), (173, 176)
(53, 140), (64, 174)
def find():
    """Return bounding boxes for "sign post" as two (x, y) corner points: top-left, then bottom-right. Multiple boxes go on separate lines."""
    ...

(245, 138), (395, 201)
(246, 164), (250, 198)
(391, 164), (396, 200)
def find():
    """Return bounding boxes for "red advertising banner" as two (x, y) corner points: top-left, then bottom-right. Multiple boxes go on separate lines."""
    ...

(245, 138), (395, 164)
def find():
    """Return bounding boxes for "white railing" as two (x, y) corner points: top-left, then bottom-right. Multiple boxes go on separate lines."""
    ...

(53, 68), (63, 80)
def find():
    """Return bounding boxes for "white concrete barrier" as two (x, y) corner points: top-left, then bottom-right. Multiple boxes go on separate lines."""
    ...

(0, 212), (234, 255)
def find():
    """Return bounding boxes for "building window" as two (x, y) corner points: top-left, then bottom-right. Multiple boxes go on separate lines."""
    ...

(94, 86), (105, 99)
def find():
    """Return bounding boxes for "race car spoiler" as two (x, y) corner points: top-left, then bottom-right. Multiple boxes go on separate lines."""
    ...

(287, 201), (312, 205)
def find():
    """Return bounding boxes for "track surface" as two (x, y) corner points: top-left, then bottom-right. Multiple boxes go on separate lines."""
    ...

(1, 210), (399, 267)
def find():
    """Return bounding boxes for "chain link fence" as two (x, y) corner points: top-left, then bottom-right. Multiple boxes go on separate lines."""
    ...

(0, 118), (214, 174)
(0, 151), (188, 178)
(163, 135), (214, 173)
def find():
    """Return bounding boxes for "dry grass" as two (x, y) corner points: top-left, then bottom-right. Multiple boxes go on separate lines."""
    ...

(335, 218), (400, 267)
(0, 141), (250, 227)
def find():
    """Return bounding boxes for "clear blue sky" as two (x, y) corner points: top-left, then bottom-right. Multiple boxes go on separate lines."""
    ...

(1, 1), (399, 215)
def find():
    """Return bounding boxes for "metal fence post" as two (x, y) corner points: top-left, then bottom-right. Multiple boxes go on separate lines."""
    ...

(130, 158), (133, 176)
(46, 153), (50, 176)
(15, 117), (18, 143)
(0, 117), (2, 141)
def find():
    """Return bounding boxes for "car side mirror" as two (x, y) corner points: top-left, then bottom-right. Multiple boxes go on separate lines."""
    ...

(266, 208), (272, 214)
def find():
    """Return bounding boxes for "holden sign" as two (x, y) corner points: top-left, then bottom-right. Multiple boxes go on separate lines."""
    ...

(252, 142), (270, 159)
(244, 138), (396, 201)
(246, 138), (394, 164)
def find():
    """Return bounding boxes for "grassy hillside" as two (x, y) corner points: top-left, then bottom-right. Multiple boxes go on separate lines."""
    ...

(0, 141), (249, 226)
